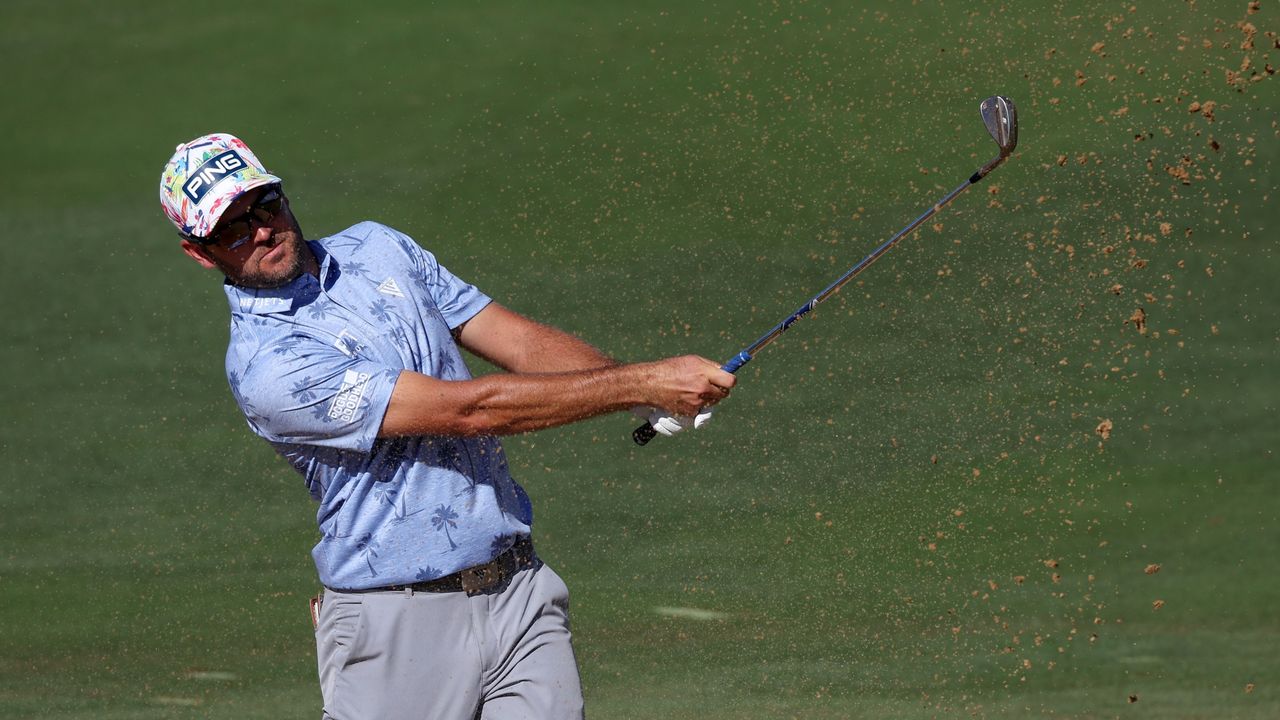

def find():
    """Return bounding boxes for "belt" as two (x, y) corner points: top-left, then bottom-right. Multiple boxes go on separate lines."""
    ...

(337, 536), (537, 596)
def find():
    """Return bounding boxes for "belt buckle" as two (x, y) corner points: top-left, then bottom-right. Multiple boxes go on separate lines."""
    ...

(460, 560), (502, 594)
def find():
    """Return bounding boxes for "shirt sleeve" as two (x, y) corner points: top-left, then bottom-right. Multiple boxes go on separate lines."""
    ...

(375, 223), (491, 329)
(227, 334), (400, 453)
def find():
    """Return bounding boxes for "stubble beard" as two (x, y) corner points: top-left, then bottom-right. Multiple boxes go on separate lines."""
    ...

(223, 233), (310, 290)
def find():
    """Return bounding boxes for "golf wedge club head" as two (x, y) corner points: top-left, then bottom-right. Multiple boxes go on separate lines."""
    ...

(971, 95), (1018, 181)
(980, 95), (1018, 156)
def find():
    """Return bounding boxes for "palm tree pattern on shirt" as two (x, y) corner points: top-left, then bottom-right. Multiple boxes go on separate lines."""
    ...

(431, 505), (460, 551)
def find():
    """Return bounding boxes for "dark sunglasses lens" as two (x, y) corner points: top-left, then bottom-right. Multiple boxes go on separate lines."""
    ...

(214, 221), (252, 247)
(247, 189), (284, 224)
(202, 186), (283, 246)
(259, 189), (283, 213)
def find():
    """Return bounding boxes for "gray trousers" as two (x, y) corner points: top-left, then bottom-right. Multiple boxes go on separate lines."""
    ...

(316, 562), (585, 720)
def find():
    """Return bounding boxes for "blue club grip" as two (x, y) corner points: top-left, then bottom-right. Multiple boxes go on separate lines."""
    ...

(722, 351), (752, 374)
(632, 350), (751, 446)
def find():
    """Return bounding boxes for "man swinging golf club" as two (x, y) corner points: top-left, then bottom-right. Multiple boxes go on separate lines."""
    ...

(159, 132), (734, 719)
(157, 93), (1015, 718)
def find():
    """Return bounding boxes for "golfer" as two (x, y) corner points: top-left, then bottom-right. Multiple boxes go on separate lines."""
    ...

(159, 133), (734, 719)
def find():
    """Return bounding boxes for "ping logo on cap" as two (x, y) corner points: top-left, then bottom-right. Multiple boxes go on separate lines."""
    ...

(183, 150), (247, 203)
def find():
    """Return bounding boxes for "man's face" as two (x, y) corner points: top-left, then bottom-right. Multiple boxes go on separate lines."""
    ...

(181, 185), (312, 289)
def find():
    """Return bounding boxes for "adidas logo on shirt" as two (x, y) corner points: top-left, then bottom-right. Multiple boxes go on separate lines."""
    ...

(377, 278), (405, 298)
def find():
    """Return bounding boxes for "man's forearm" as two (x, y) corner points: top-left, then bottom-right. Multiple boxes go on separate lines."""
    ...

(456, 303), (616, 374)
(379, 354), (733, 439)
(496, 321), (617, 374)
(381, 364), (648, 437)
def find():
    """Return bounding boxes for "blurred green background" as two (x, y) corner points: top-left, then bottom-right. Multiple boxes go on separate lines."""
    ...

(2, 1), (1276, 718)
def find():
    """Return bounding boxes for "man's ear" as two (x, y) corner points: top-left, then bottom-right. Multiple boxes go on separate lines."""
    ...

(180, 239), (219, 270)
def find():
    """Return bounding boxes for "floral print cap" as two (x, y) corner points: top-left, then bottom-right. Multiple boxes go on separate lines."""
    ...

(159, 133), (282, 240)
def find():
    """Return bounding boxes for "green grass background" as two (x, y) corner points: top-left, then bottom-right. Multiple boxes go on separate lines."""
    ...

(2, 1), (1276, 717)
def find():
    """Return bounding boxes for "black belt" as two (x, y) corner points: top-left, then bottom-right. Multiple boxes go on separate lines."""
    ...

(338, 536), (537, 596)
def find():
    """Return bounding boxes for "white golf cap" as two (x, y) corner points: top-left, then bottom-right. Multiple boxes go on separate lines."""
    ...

(159, 133), (282, 239)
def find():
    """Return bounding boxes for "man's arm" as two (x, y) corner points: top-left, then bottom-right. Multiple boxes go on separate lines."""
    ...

(454, 302), (616, 373)
(381, 300), (733, 438)
(378, 355), (732, 438)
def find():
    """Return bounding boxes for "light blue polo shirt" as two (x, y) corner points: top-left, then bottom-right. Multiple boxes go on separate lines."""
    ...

(223, 221), (533, 590)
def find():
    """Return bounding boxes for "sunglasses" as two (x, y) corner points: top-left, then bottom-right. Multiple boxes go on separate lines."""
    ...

(198, 185), (285, 249)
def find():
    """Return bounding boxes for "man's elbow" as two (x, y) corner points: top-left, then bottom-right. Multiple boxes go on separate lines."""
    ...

(447, 407), (510, 437)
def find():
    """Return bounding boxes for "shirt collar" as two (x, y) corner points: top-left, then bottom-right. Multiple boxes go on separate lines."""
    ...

(223, 240), (337, 315)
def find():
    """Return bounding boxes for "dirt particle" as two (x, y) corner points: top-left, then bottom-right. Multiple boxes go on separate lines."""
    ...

(1144, 563), (1161, 575)
(1129, 694), (1139, 704)
(1241, 22), (1257, 50)
(1127, 307), (1148, 334)
(1096, 419), (1114, 441)
(1152, 599), (1165, 610)
(1246, 682), (1256, 693)
(1166, 162), (1192, 185)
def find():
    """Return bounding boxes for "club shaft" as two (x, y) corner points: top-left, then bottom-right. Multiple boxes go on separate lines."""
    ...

(723, 167), (988, 373)
(633, 151), (1008, 446)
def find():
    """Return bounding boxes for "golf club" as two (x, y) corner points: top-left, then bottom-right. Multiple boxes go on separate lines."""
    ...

(633, 95), (1019, 446)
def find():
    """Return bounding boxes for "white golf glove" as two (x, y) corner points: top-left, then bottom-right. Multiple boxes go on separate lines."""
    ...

(631, 406), (715, 437)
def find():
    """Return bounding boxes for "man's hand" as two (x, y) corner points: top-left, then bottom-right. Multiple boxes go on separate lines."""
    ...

(642, 355), (735, 417)
(628, 355), (734, 440)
